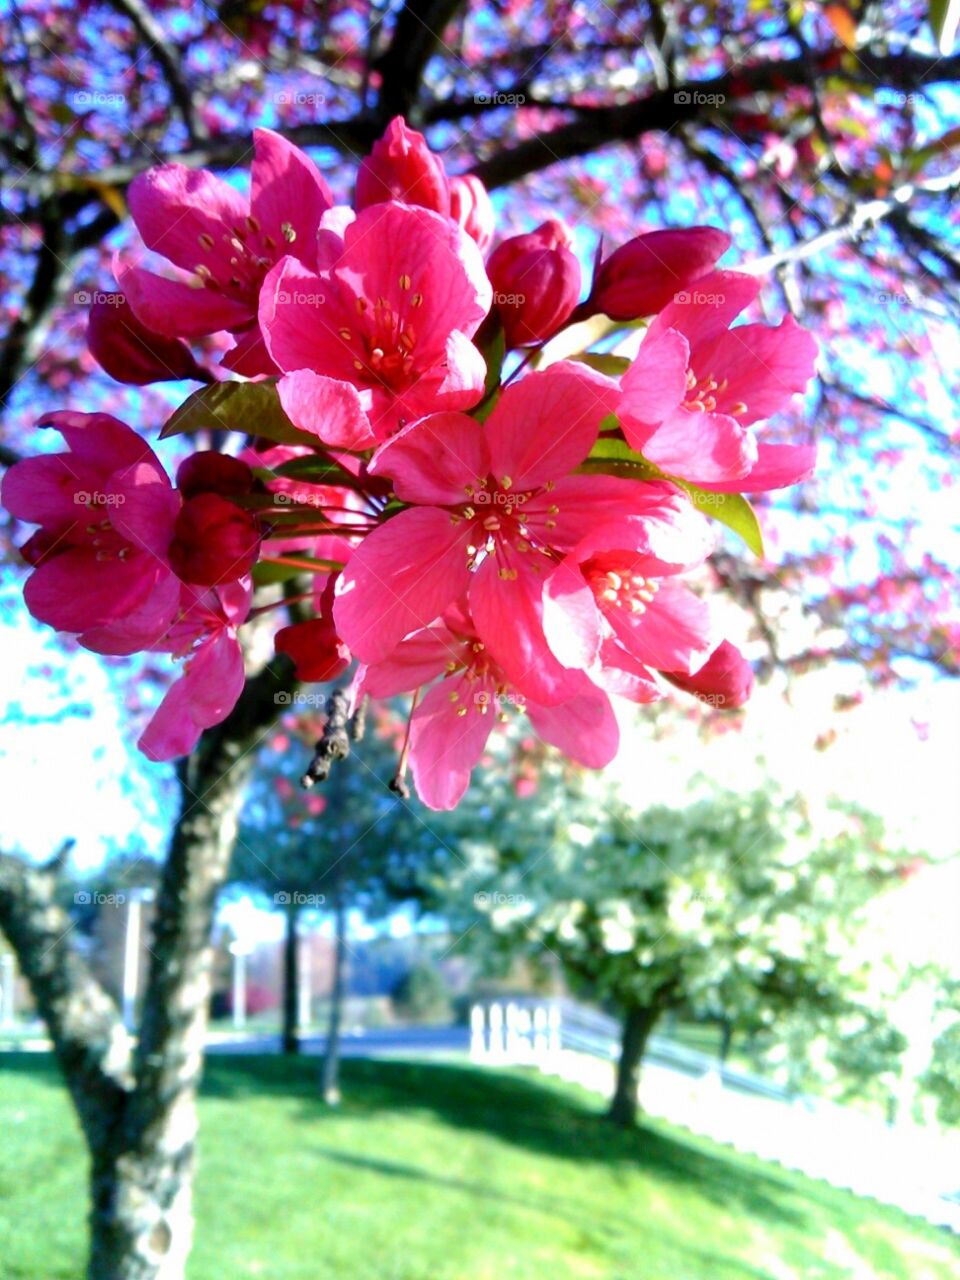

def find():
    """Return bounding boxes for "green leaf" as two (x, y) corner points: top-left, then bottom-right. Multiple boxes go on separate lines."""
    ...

(161, 380), (319, 447)
(252, 555), (345, 585)
(674, 482), (765, 557)
(930, 0), (960, 52)
(583, 433), (765, 556)
(473, 326), (505, 424)
(572, 352), (632, 377)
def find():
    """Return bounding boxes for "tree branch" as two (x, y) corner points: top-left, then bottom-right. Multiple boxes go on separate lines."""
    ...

(0, 852), (132, 1147)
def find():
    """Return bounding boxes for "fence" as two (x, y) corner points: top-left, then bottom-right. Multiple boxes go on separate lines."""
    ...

(469, 997), (960, 1234)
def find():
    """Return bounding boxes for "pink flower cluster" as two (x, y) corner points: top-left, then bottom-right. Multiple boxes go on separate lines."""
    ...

(3, 119), (818, 807)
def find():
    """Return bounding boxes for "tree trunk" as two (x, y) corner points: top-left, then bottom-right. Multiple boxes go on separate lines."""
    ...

(321, 886), (346, 1105)
(281, 902), (300, 1054)
(607, 1004), (661, 1127)
(2, 659), (296, 1280)
(719, 1018), (734, 1064)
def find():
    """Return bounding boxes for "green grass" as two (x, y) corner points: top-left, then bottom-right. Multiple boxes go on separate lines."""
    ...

(1, 1055), (958, 1280)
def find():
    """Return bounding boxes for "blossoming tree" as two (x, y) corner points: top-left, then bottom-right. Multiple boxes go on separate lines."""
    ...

(0, 3), (957, 1278)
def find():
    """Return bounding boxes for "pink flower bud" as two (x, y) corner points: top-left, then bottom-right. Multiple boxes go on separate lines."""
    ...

(663, 640), (754, 709)
(168, 493), (260, 586)
(449, 174), (495, 252)
(88, 293), (208, 385)
(587, 227), (731, 321)
(355, 116), (449, 214)
(274, 617), (350, 682)
(177, 451), (254, 501)
(487, 220), (581, 348)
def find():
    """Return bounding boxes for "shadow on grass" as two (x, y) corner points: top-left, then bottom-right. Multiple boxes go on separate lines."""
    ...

(198, 1054), (815, 1230)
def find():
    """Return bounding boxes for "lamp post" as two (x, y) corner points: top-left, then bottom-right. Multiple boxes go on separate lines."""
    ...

(229, 938), (255, 1030)
(122, 888), (155, 1030)
(0, 953), (15, 1029)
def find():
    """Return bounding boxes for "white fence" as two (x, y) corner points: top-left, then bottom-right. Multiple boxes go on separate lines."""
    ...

(469, 998), (960, 1234)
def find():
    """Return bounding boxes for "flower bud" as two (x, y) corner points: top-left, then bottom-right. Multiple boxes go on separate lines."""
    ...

(274, 617), (350, 682)
(487, 220), (581, 347)
(449, 174), (495, 252)
(168, 493), (260, 586)
(663, 640), (754, 709)
(355, 117), (449, 214)
(587, 227), (731, 321)
(177, 451), (254, 501)
(88, 293), (208, 385)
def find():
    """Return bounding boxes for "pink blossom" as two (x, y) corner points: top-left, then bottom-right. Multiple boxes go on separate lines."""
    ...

(449, 174), (495, 253)
(487, 220), (581, 347)
(334, 362), (690, 703)
(542, 502), (720, 692)
(586, 227), (730, 321)
(260, 202), (492, 437)
(117, 129), (333, 376)
(87, 294), (209, 385)
(618, 271), (818, 490)
(662, 638), (754, 708)
(139, 579), (252, 761)
(1, 411), (180, 645)
(355, 117), (450, 214)
(360, 605), (618, 809)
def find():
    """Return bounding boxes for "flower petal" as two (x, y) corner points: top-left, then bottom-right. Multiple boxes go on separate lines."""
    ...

(277, 371), (376, 450)
(334, 507), (472, 662)
(128, 164), (249, 274)
(637, 408), (757, 483)
(607, 580), (719, 674)
(619, 328), (690, 435)
(527, 690), (619, 767)
(249, 128), (333, 267)
(696, 316), (818, 425)
(485, 362), (619, 490)
(369, 413), (489, 504)
(469, 551), (585, 705)
(409, 673), (496, 809)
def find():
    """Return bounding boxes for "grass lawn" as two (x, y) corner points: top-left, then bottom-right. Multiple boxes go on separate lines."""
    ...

(1, 1055), (958, 1280)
